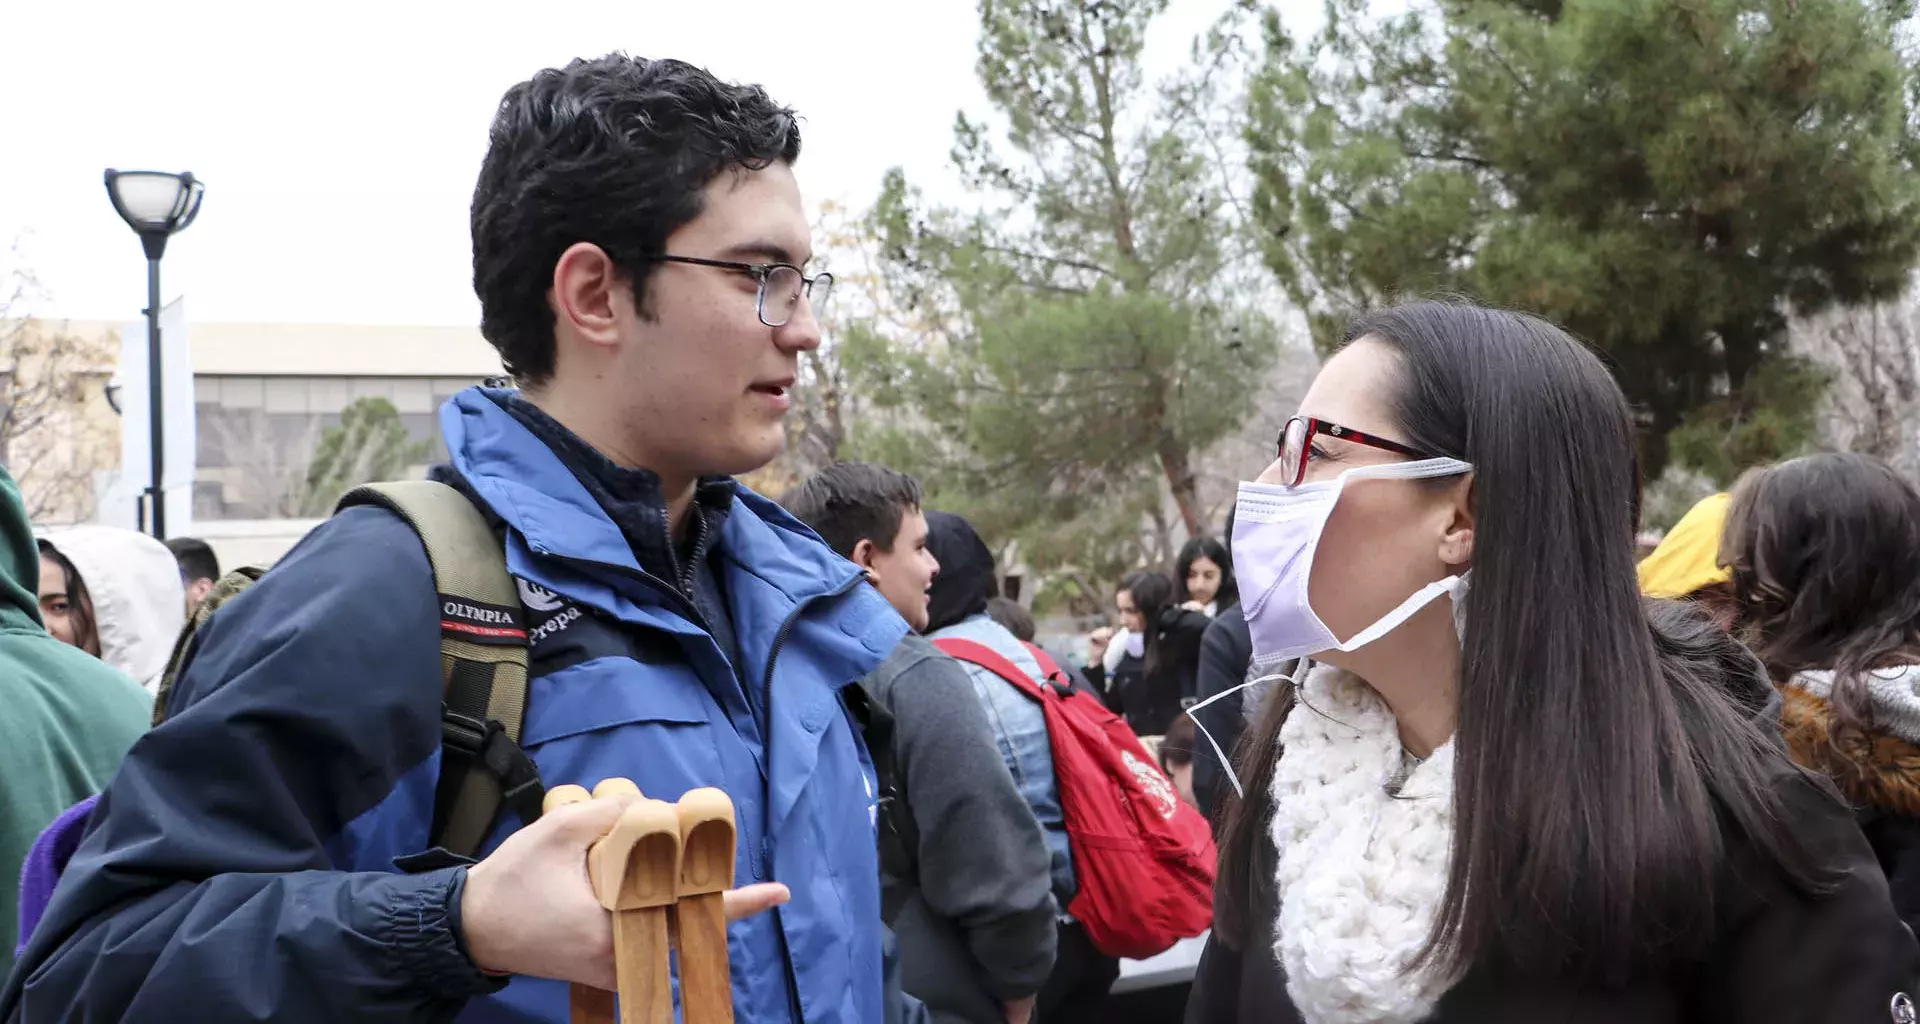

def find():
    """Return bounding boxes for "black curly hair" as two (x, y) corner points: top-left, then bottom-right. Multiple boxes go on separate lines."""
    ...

(470, 54), (802, 384)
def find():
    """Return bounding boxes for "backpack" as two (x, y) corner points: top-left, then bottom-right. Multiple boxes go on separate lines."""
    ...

(154, 480), (544, 858)
(932, 637), (1216, 960)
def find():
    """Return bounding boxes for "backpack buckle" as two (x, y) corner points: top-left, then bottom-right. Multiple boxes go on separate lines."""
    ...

(477, 719), (546, 825)
(441, 709), (490, 757)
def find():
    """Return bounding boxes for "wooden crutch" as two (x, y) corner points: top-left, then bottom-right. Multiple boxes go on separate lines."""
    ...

(541, 783), (613, 1024)
(544, 779), (683, 1024)
(671, 789), (738, 1024)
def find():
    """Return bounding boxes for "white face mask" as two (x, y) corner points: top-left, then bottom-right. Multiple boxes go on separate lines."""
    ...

(1190, 457), (1474, 799)
(1231, 457), (1473, 674)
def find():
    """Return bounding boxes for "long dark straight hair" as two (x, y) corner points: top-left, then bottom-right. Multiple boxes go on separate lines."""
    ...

(1210, 301), (1833, 984)
(1174, 535), (1238, 609)
(1722, 452), (1920, 767)
(1122, 570), (1176, 679)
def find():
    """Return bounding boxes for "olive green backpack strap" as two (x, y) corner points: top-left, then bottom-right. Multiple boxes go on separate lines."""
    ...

(338, 480), (543, 859)
(154, 565), (269, 727)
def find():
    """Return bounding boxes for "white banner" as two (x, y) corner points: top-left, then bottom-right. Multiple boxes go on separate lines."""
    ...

(102, 297), (196, 537)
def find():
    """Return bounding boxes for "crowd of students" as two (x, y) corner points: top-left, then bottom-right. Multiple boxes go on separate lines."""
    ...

(1, 51), (1919, 1024)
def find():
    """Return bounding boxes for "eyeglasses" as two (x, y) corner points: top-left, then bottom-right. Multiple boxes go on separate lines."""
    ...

(1275, 415), (1439, 488)
(654, 254), (833, 328)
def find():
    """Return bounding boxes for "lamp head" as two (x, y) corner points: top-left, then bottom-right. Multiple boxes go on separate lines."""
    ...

(104, 170), (205, 259)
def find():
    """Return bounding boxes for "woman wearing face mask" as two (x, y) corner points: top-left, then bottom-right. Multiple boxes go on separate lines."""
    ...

(1187, 302), (1919, 1024)
(1175, 536), (1236, 617)
(1720, 453), (1920, 936)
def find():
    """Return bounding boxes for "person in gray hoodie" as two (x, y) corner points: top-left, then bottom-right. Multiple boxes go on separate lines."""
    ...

(782, 463), (1057, 1024)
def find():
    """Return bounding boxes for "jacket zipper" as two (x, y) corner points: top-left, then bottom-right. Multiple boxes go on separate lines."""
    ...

(674, 504), (708, 598)
(550, 552), (703, 628)
(555, 549), (866, 1024)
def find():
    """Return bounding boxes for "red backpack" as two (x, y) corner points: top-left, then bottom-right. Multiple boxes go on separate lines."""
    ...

(933, 637), (1216, 959)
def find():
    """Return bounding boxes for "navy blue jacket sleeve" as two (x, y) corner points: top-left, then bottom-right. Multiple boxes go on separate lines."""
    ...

(1, 507), (501, 1023)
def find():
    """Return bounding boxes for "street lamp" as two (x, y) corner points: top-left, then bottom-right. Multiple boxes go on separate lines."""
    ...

(104, 169), (204, 539)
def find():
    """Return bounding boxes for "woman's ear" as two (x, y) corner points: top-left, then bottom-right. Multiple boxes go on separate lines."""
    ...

(1439, 472), (1475, 567)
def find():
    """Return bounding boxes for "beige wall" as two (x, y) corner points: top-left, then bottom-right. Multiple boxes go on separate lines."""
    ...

(48, 320), (504, 378)
(191, 323), (503, 377)
(14, 318), (503, 525)
(194, 518), (326, 571)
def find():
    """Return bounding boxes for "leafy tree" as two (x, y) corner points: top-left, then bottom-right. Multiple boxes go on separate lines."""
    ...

(1249, 0), (1920, 479)
(297, 397), (431, 515)
(853, 0), (1276, 579)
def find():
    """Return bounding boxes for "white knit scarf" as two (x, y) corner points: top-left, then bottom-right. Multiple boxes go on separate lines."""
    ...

(1271, 664), (1456, 1024)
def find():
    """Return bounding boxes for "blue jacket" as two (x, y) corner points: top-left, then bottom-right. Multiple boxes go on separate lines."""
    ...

(2, 388), (908, 1023)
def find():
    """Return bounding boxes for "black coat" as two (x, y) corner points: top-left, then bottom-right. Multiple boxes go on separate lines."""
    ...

(1110, 606), (1211, 736)
(1190, 606), (1253, 825)
(1186, 765), (1920, 1024)
(1866, 811), (1920, 939)
(1778, 683), (1920, 938)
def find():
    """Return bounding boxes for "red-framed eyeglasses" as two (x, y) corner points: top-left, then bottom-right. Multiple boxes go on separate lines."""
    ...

(1275, 416), (1439, 487)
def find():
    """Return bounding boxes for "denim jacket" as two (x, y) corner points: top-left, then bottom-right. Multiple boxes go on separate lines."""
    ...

(928, 615), (1076, 904)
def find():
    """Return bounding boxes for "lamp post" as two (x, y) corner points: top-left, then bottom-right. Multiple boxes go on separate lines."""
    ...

(104, 169), (204, 539)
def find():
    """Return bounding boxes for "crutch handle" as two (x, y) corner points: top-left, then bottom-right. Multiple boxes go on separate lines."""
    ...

(675, 788), (738, 895)
(673, 788), (739, 1024)
(541, 782), (609, 1024)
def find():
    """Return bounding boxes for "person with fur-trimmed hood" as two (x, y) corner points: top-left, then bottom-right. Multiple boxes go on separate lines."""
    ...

(1722, 452), (1920, 934)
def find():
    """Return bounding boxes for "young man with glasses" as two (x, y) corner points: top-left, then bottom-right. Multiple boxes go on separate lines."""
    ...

(5, 56), (901, 1023)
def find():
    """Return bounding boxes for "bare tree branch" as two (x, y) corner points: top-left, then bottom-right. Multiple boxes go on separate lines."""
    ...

(1790, 287), (1920, 476)
(0, 248), (118, 523)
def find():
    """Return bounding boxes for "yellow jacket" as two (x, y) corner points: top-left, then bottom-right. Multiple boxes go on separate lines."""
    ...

(1638, 492), (1732, 599)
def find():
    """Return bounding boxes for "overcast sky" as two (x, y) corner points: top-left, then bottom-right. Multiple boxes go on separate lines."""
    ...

(0, 0), (1301, 327)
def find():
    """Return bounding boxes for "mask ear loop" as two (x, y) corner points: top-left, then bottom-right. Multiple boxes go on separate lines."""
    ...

(1185, 659), (1322, 800)
(1190, 570), (1472, 802)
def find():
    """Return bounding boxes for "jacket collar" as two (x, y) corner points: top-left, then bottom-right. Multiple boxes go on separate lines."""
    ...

(441, 386), (864, 605)
(486, 390), (734, 594)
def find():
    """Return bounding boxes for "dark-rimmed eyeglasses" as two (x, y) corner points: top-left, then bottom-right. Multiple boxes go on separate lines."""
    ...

(653, 254), (833, 328)
(1275, 415), (1439, 488)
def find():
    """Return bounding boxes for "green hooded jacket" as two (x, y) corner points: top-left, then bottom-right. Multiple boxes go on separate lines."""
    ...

(0, 465), (150, 977)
